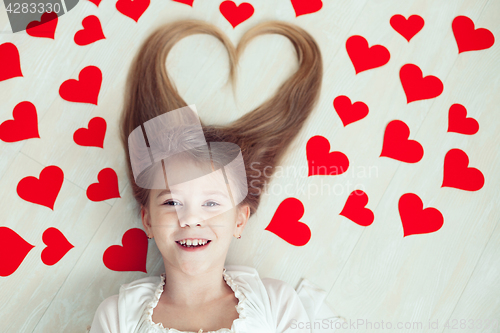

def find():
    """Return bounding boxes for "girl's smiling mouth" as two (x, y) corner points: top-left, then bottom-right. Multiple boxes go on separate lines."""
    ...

(175, 239), (212, 251)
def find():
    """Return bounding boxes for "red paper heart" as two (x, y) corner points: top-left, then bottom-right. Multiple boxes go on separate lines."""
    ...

(17, 165), (64, 210)
(399, 193), (444, 237)
(103, 228), (148, 272)
(219, 1), (254, 28)
(87, 168), (121, 201)
(452, 15), (495, 53)
(172, 0), (194, 6)
(74, 117), (106, 148)
(265, 198), (311, 246)
(340, 190), (374, 227)
(306, 135), (349, 176)
(0, 101), (40, 142)
(447, 104), (479, 135)
(26, 12), (58, 39)
(87, 0), (102, 6)
(116, 0), (150, 22)
(390, 14), (424, 42)
(0, 42), (23, 82)
(346, 35), (390, 74)
(74, 15), (106, 46)
(0, 227), (35, 277)
(333, 95), (369, 126)
(442, 148), (484, 191)
(59, 65), (102, 105)
(290, 0), (322, 17)
(41, 227), (74, 265)
(399, 63), (443, 103)
(380, 120), (423, 163)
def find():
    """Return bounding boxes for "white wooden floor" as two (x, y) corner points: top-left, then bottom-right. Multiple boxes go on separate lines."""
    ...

(0, 0), (499, 332)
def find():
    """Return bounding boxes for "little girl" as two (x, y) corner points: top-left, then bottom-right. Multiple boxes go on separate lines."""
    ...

(88, 18), (345, 333)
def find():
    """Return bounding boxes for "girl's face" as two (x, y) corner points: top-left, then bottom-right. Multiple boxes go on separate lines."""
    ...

(141, 156), (249, 276)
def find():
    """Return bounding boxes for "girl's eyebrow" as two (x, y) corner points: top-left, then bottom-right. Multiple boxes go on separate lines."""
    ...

(157, 189), (171, 198)
(203, 190), (228, 197)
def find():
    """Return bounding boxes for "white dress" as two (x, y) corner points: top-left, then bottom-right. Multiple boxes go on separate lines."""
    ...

(87, 265), (345, 333)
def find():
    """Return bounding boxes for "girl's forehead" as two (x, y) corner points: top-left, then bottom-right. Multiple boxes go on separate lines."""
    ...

(152, 158), (228, 192)
(170, 170), (228, 191)
(147, 155), (209, 185)
(148, 151), (245, 206)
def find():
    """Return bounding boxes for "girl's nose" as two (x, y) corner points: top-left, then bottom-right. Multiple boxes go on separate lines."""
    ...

(177, 204), (206, 227)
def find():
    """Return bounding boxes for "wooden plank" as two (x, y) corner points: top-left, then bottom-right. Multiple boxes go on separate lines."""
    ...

(325, 0), (499, 331)
(0, 153), (110, 333)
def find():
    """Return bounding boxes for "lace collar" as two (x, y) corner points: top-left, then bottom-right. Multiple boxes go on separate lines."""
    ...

(143, 268), (247, 333)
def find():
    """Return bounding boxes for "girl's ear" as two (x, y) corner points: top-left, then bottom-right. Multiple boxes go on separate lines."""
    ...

(236, 204), (250, 229)
(141, 205), (152, 232)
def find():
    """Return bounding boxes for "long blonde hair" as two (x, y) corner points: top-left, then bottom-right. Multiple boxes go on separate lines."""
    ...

(119, 19), (323, 217)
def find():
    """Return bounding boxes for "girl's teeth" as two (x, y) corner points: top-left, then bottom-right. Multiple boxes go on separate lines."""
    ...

(178, 239), (209, 247)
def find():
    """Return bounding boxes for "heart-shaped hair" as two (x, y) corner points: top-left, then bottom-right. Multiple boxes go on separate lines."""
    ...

(119, 19), (323, 218)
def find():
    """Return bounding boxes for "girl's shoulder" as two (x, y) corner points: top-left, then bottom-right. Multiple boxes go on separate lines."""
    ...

(120, 274), (161, 291)
(222, 264), (298, 311)
(223, 264), (294, 291)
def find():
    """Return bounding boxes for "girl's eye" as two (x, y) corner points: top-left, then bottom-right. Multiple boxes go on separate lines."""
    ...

(163, 200), (181, 206)
(163, 201), (219, 207)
